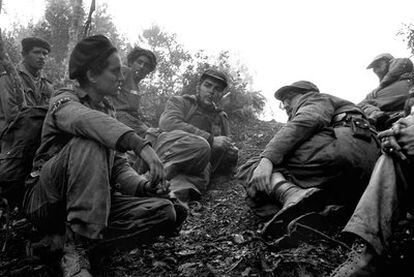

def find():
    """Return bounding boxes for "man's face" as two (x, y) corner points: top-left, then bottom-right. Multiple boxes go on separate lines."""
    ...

(280, 92), (301, 118)
(372, 60), (389, 80)
(197, 77), (226, 106)
(131, 55), (152, 82)
(94, 52), (124, 97)
(23, 46), (49, 71)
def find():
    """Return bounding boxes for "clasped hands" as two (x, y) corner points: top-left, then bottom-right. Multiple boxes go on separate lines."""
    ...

(378, 115), (414, 160)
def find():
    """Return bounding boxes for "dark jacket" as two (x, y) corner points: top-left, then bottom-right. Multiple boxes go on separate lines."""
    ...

(0, 64), (53, 131)
(159, 94), (230, 144)
(359, 58), (414, 128)
(261, 91), (364, 165)
(33, 87), (148, 196)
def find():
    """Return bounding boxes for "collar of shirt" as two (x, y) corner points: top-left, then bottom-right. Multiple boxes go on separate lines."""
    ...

(73, 86), (114, 112)
(18, 63), (46, 82)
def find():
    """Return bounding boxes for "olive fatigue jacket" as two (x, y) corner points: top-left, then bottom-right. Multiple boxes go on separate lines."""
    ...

(33, 87), (149, 196)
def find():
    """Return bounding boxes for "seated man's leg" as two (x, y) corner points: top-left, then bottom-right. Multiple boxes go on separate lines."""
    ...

(23, 137), (114, 276)
(154, 130), (211, 179)
(331, 154), (407, 276)
(153, 130), (211, 202)
(169, 164), (211, 203)
(211, 144), (239, 176)
(99, 194), (185, 251)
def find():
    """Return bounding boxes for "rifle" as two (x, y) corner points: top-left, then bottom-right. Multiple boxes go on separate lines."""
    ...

(82, 0), (96, 39)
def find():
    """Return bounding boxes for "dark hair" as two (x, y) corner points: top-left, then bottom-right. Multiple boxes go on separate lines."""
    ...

(77, 51), (115, 87)
(127, 47), (157, 71)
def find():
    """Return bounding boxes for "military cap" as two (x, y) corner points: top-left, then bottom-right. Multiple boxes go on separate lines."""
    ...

(274, 80), (319, 101)
(21, 37), (51, 53)
(127, 47), (157, 72)
(69, 34), (117, 79)
(366, 53), (394, 69)
(201, 69), (228, 88)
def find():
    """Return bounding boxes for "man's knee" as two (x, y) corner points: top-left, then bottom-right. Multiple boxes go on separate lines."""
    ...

(185, 134), (211, 161)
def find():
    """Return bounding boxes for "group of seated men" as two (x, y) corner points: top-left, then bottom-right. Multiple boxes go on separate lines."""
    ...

(0, 34), (413, 277)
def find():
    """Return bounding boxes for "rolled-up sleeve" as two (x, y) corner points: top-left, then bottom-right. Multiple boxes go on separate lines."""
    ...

(261, 96), (335, 165)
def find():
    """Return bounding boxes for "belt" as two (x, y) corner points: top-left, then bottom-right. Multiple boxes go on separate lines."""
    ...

(332, 112), (363, 124)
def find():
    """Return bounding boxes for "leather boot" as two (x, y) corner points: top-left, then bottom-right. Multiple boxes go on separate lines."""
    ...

(330, 239), (379, 277)
(61, 227), (93, 277)
(262, 180), (324, 238)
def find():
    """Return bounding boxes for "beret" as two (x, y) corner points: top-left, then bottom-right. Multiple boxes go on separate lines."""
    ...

(274, 80), (319, 101)
(21, 37), (51, 53)
(69, 34), (117, 79)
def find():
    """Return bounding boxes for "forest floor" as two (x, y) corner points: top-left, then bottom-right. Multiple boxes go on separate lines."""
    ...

(1, 119), (414, 277)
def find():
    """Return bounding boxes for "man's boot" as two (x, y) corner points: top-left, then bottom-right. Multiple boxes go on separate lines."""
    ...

(60, 227), (93, 277)
(262, 179), (324, 237)
(330, 239), (379, 277)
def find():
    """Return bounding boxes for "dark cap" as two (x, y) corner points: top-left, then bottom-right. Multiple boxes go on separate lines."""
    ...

(201, 69), (228, 87)
(69, 35), (117, 80)
(366, 53), (394, 69)
(274, 80), (319, 101)
(21, 37), (51, 53)
(127, 47), (157, 72)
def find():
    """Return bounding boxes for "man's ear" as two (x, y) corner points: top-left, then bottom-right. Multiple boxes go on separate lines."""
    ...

(86, 70), (97, 84)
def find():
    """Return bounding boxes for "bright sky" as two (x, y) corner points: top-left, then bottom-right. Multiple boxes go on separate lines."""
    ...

(2, 0), (414, 121)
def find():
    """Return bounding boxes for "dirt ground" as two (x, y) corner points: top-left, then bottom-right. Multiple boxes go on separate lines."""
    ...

(1, 119), (414, 276)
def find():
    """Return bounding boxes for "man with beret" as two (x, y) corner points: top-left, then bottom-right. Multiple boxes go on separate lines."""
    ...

(359, 53), (414, 131)
(153, 69), (238, 203)
(22, 35), (186, 277)
(237, 81), (380, 238)
(110, 46), (157, 137)
(0, 36), (53, 132)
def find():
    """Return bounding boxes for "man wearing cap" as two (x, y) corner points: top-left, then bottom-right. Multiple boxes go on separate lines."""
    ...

(237, 80), (380, 238)
(110, 46), (156, 137)
(153, 68), (238, 203)
(22, 35), (186, 277)
(359, 53), (414, 131)
(0, 36), (53, 132)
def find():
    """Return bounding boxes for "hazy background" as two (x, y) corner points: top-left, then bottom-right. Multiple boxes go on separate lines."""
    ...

(2, 0), (414, 121)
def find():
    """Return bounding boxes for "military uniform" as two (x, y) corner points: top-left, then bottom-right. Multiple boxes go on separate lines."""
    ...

(23, 87), (182, 247)
(238, 91), (380, 218)
(359, 58), (414, 130)
(0, 63), (53, 131)
(155, 94), (238, 202)
(110, 67), (149, 137)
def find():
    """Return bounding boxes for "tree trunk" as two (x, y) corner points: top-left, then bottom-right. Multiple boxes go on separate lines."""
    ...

(68, 0), (83, 54)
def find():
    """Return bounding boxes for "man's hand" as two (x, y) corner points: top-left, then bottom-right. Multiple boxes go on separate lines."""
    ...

(144, 180), (171, 198)
(397, 124), (414, 155)
(213, 136), (233, 150)
(139, 144), (165, 185)
(249, 158), (273, 194)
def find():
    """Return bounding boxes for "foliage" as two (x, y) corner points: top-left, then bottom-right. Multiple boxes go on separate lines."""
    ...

(2, 4), (264, 124)
(1, 0), (128, 88)
(400, 23), (414, 56)
(137, 25), (265, 125)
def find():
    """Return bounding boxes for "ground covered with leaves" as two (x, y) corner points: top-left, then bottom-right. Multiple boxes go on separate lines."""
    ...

(1, 119), (414, 276)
